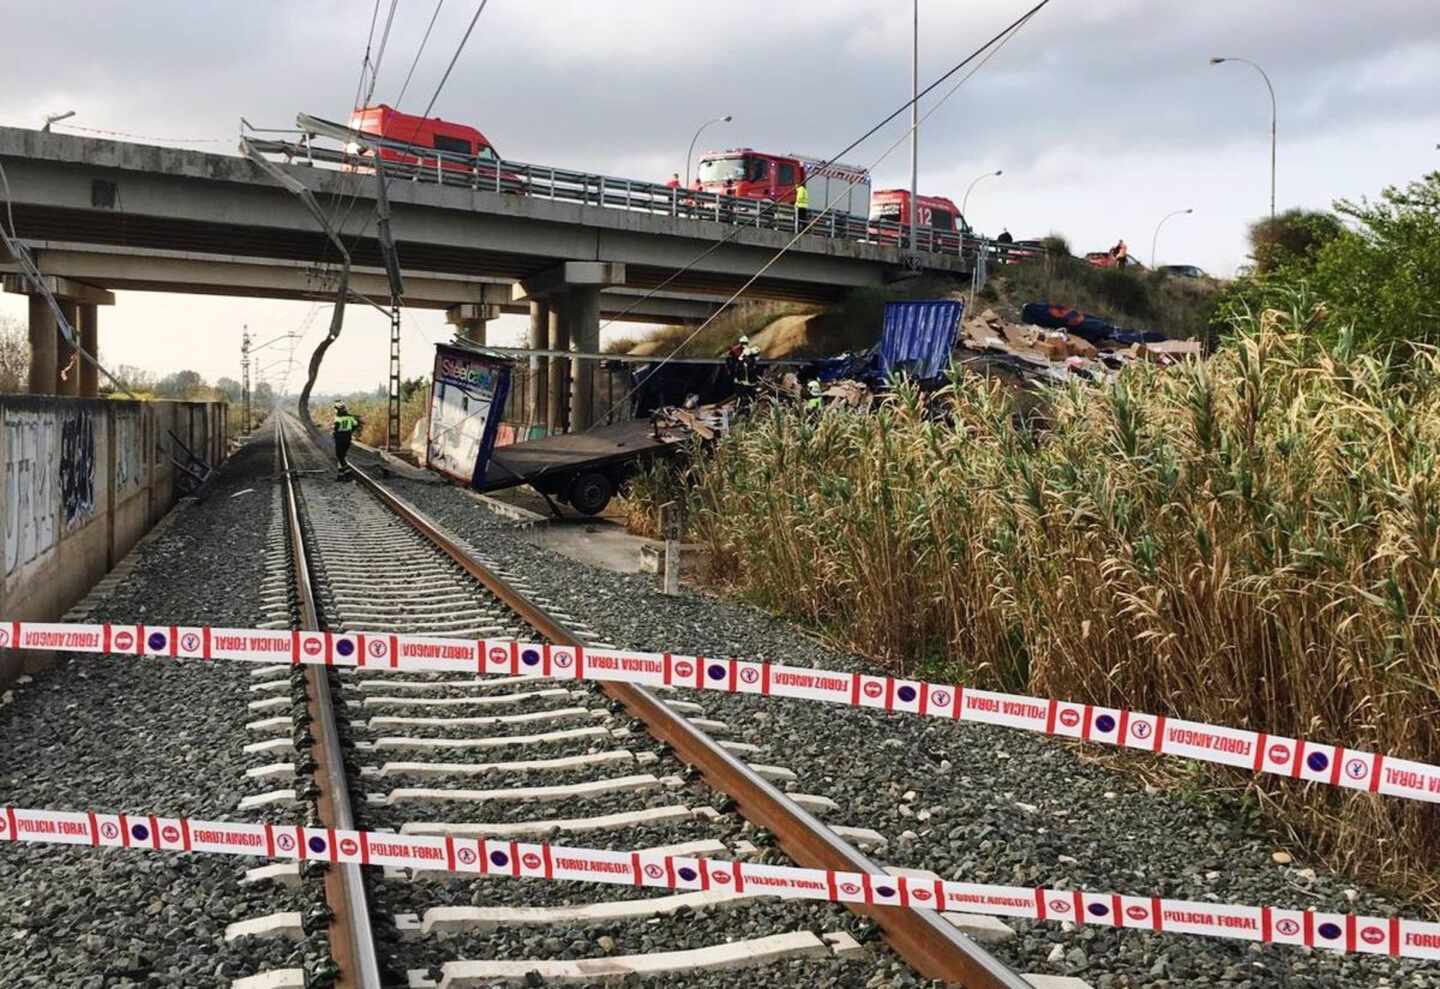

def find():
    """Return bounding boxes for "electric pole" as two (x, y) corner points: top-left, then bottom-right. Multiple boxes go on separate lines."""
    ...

(240, 325), (251, 434)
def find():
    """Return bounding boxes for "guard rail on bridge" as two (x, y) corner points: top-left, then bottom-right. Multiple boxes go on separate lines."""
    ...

(243, 115), (1021, 269)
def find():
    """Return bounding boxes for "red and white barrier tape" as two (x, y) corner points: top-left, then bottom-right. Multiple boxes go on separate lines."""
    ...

(5, 620), (1439, 805)
(2, 802), (1437, 960)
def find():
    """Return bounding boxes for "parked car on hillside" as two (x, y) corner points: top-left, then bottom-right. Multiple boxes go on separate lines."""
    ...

(1158, 265), (1209, 279)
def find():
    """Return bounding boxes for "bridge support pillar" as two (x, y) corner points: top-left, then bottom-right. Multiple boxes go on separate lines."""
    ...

(5, 275), (115, 396)
(77, 303), (99, 397)
(567, 285), (602, 432)
(547, 299), (570, 431)
(512, 261), (625, 436)
(56, 300), (79, 396)
(27, 296), (57, 395)
(446, 303), (500, 347)
(529, 301), (549, 430)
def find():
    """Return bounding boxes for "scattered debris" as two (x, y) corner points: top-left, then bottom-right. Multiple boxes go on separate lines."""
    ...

(230, 488), (256, 499)
(959, 304), (1203, 385)
(652, 403), (733, 443)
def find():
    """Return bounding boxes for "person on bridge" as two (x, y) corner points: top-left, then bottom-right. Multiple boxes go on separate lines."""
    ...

(794, 183), (810, 227)
(996, 228), (1014, 262)
(1113, 238), (1130, 270)
(332, 402), (361, 478)
(665, 173), (681, 189)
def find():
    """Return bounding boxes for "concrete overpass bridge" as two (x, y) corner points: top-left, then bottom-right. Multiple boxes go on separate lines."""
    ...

(0, 125), (970, 424)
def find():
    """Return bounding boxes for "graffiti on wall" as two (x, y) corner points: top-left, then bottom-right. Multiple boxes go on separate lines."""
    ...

(114, 411), (142, 492)
(59, 410), (96, 528)
(3, 411), (60, 576)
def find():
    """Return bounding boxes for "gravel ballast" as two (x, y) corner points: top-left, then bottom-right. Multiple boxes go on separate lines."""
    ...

(289, 438), (874, 987)
(0, 427), (329, 988)
(374, 469), (1440, 989)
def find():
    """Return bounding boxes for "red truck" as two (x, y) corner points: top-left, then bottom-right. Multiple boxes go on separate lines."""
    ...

(694, 149), (872, 217)
(346, 104), (502, 174)
(868, 190), (967, 250)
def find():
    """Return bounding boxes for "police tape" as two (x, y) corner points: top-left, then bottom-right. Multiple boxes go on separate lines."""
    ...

(2, 801), (1438, 961)
(5, 620), (1439, 806)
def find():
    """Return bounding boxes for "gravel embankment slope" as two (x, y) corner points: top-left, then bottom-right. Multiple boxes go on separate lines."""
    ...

(0, 428), (326, 988)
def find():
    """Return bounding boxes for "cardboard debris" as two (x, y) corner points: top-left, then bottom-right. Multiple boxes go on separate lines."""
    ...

(821, 380), (872, 407)
(959, 304), (1203, 385)
(652, 403), (733, 443)
(1131, 339), (1204, 363)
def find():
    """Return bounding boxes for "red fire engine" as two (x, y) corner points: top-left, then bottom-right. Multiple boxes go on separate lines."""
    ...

(695, 149), (804, 202)
(868, 190), (968, 249)
(694, 149), (872, 217)
(347, 104), (501, 174)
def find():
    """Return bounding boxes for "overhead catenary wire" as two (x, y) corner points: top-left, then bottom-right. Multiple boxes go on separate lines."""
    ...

(320, 0), (393, 263)
(581, 0), (1053, 339)
(323, 0), (487, 337)
(316, 0), (490, 430)
(394, 0), (446, 108)
(586, 0), (1052, 426)
(415, 0), (489, 122)
(378, 0), (1051, 448)
(364, 0), (403, 106)
(278, 0), (416, 423)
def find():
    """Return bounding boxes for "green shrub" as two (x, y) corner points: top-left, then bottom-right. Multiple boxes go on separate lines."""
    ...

(1217, 172), (1440, 355)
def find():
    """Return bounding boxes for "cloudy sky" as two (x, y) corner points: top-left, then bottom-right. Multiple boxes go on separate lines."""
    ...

(2, 0), (1438, 392)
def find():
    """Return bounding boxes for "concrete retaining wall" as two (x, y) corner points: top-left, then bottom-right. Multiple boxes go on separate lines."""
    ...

(0, 396), (226, 682)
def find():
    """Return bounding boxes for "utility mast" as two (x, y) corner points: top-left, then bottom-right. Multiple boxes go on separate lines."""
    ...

(371, 136), (406, 450)
(241, 326), (252, 433)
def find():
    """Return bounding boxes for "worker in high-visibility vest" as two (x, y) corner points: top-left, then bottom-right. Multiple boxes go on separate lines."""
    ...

(805, 378), (824, 413)
(332, 402), (362, 478)
(794, 183), (810, 226)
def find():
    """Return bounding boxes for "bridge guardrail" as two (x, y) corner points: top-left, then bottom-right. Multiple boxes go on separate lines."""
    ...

(245, 119), (1006, 267)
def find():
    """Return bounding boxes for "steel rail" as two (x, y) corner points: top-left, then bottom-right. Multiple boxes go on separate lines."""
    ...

(335, 438), (1030, 988)
(277, 417), (385, 989)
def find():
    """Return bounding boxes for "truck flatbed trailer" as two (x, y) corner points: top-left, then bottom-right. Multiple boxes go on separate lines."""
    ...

(478, 419), (675, 516)
(424, 342), (728, 517)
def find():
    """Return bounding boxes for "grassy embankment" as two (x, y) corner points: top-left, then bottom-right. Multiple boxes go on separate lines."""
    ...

(638, 295), (1440, 900)
(986, 244), (1223, 342)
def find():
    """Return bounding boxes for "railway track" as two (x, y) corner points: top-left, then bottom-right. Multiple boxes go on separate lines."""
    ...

(3, 413), (1437, 988)
(266, 411), (1032, 988)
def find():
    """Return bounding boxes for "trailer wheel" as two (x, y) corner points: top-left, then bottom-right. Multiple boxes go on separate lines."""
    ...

(567, 471), (613, 516)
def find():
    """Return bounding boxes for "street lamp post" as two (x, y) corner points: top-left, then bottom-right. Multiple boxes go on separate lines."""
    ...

(960, 169), (1003, 229)
(910, 0), (919, 251)
(685, 114), (733, 188)
(1211, 57), (1276, 218)
(1151, 208), (1194, 269)
(42, 110), (75, 133)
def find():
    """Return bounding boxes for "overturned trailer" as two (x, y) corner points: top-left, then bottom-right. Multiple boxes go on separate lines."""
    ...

(425, 342), (711, 516)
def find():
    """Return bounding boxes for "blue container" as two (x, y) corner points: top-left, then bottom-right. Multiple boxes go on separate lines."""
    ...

(876, 300), (964, 381)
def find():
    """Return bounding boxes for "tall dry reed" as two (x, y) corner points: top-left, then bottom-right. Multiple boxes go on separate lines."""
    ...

(688, 297), (1440, 896)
